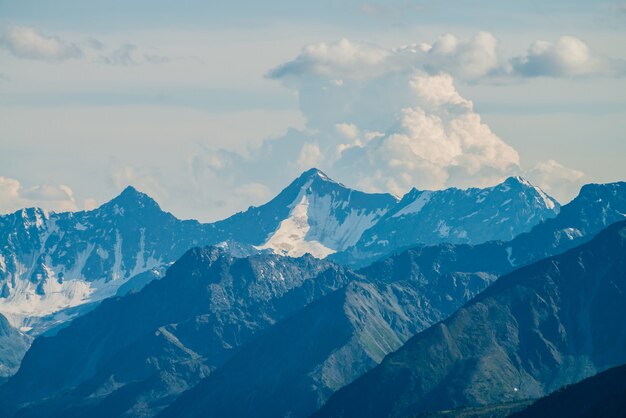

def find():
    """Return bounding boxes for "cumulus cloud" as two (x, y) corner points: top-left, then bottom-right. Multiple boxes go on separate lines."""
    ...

(192, 68), (522, 201)
(268, 34), (622, 84)
(510, 36), (614, 77)
(0, 177), (79, 213)
(417, 32), (501, 80)
(330, 73), (520, 194)
(188, 35), (594, 208)
(525, 159), (586, 203)
(0, 26), (83, 61)
(296, 142), (323, 170)
(268, 38), (393, 81)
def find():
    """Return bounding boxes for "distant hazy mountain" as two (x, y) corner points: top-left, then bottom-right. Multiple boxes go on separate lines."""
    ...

(334, 181), (626, 268)
(0, 169), (395, 335)
(212, 168), (398, 258)
(503, 181), (626, 267)
(314, 219), (626, 418)
(334, 176), (560, 266)
(0, 249), (359, 417)
(0, 187), (215, 334)
(511, 362), (626, 418)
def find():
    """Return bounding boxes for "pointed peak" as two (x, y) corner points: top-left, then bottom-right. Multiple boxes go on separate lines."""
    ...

(502, 176), (533, 187)
(104, 186), (161, 212)
(298, 168), (335, 183)
(120, 185), (141, 196)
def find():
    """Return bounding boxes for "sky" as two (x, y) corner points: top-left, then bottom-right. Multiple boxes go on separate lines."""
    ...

(1, 0), (625, 222)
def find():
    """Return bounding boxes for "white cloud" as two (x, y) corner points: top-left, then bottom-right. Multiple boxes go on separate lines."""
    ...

(0, 177), (79, 213)
(525, 159), (586, 204)
(335, 123), (359, 139)
(0, 26), (83, 61)
(509, 36), (614, 77)
(108, 161), (167, 203)
(268, 34), (622, 84)
(2, 31), (600, 220)
(0, 25), (171, 66)
(296, 142), (323, 170)
(203, 69), (522, 198)
(268, 38), (393, 81)
(331, 73), (520, 194)
(418, 32), (501, 80)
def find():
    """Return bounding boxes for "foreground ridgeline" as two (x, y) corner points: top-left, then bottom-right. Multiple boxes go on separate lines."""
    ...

(511, 362), (626, 418)
(313, 220), (626, 418)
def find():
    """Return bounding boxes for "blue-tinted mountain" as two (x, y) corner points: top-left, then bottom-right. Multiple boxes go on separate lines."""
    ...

(511, 362), (626, 418)
(0, 248), (359, 417)
(0, 170), (395, 336)
(335, 181), (626, 269)
(314, 219), (626, 418)
(334, 176), (560, 266)
(159, 244), (506, 418)
(0, 187), (216, 334)
(503, 181), (626, 266)
(0, 314), (31, 383)
(212, 168), (398, 258)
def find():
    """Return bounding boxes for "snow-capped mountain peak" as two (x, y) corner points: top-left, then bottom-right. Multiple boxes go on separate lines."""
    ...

(254, 168), (398, 258)
(0, 187), (207, 333)
(338, 177), (562, 265)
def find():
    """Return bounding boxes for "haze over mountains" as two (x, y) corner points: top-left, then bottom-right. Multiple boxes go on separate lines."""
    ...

(0, 169), (624, 417)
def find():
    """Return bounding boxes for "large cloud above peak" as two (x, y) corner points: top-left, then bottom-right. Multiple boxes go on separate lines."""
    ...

(199, 69), (523, 199)
(329, 72), (520, 194)
(190, 35), (593, 211)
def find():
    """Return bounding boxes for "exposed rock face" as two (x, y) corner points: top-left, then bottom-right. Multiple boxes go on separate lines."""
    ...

(314, 220), (626, 418)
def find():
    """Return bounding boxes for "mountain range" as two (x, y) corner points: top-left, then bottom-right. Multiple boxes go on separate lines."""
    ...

(314, 219), (626, 418)
(0, 169), (566, 337)
(335, 176), (560, 267)
(0, 169), (625, 417)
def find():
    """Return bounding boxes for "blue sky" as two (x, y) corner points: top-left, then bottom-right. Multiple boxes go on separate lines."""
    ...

(1, 0), (625, 221)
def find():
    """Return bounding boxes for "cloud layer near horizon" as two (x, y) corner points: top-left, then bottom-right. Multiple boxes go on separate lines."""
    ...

(0, 176), (92, 214)
(1, 30), (601, 218)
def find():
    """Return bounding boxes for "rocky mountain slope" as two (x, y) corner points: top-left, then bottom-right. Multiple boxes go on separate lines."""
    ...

(0, 169), (396, 335)
(0, 187), (215, 334)
(0, 249), (359, 417)
(160, 244), (507, 418)
(314, 219), (626, 418)
(0, 314), (31, 383)
(335, 176), (560, 266)
(218, 168), (399, 258)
